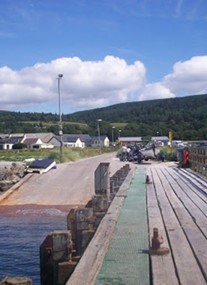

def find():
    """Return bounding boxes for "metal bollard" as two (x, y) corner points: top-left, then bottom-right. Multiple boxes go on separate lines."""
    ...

(149, 227), (169, 255)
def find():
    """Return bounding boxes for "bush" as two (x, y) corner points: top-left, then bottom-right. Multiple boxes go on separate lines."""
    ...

(12, 143), (27, 149)
(158, 146), (177, 161)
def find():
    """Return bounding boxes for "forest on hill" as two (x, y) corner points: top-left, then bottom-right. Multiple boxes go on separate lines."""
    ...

(0, 94), (207, 141)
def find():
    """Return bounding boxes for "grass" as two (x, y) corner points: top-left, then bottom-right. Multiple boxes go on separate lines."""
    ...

(0, 147), (114, 164)
(158, 146), (177, 161)
(22, 120), (88, 128)
(111, 122), (128, 128)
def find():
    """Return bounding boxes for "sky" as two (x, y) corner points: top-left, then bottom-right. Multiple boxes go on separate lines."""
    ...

(0, 0), (207, 114)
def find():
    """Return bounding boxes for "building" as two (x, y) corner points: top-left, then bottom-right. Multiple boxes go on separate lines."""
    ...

(49, 134), (85, 148)
(0, 134), (24, 150)
(21, 133), (54, 149)
(22, 138), (54, 149)
(62, 135), (85, 148)
(151, 136), (169, 146)
(0, 132), (109, 149)
(91, 136), (110, 148)
(118, 137), (142, 146)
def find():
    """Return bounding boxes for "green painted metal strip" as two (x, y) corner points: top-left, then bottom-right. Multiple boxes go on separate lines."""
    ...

(95, 168), (150, 285)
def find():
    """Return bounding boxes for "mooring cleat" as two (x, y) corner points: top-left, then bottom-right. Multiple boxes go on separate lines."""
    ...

(145, 175), (152, 184)
(149, 227), (169, 256)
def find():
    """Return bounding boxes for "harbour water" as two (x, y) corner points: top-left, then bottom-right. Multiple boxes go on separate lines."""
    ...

(0, 205), (70, 284)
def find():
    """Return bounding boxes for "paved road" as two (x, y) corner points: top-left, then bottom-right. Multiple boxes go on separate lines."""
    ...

(0, 153), (132, 206)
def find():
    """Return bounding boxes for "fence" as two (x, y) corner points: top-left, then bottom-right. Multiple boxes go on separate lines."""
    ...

(190, 146), (207, 176)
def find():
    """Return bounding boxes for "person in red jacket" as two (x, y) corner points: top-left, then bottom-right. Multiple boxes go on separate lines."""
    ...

(183, 147), (190, 166)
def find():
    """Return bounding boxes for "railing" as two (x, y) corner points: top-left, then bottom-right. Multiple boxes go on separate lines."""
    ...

(190, 146), (207, 176)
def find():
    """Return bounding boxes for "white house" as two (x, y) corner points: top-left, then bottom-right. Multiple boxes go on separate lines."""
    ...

(22, 138), (50, 149)
(22, 133), (55, 149)
(50, 134), (85, 148)
(63, 136), (84, 148)
(0, 139), (13, 150)
(49, 134), (91, 148)
(23, 132), (54, 143)
(0, 134), (24, 150)
(91, 136), (110, 148)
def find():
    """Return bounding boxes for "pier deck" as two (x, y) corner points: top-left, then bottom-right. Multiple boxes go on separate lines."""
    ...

(147, 164), (207, 285)
(67, 162), (207, 285)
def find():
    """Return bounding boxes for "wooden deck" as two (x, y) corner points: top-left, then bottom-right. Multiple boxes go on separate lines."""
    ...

(147, 164), (207, 285)
(66, 162), (207, 285)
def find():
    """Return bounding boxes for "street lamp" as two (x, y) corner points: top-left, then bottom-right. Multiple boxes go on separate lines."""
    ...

(97, 119), (102, 148)
(112, 126), (115, 146)
(57, 74), (63, 162)
(119, 129), (122, 139)
(156, 131), (159, 137)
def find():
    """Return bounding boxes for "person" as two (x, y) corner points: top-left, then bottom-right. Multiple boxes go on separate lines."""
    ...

(121, 145), (128, 161)
(137, 150), (143, 164)
(152, 143), (156, 157)
(183, 147), (190, 166)
(160, 152), (165, 162)
(128, 147), (134, 161)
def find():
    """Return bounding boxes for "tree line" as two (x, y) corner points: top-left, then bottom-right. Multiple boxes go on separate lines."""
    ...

(0, 93), (207, 141)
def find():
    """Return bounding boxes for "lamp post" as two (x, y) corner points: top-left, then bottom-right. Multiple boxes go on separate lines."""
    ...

(112, 126), (115, 146)
(119, 129), (122, 139)
(57, 74), (63, 162)
(97, 119), (102, 149)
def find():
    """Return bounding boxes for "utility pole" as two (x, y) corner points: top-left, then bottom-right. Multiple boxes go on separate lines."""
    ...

(57, 74), (63, 162)
(97, 119), (102, 149)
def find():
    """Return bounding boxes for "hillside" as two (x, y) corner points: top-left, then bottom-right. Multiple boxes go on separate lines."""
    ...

(0, 94), (207, 140)
(66, 94), (207, 140)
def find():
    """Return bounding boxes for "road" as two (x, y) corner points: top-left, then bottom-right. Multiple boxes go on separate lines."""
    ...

(0, 153), (131, 206)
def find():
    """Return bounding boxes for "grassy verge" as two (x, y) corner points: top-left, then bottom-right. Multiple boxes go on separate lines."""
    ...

(0, 147), (115, 164)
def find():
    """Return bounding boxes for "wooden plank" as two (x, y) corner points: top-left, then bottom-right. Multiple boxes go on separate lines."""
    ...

(170, 168), (207, 215)
(177, 168), (207, 199)
(184, 168), (207, 189)
(151, 167), (206, 285)
(163, 168), (207, 237)
(146, 169), (179, 285)
(159, 168), (207, 279)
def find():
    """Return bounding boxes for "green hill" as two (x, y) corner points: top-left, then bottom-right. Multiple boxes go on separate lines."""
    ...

(0, 94), (207, 140)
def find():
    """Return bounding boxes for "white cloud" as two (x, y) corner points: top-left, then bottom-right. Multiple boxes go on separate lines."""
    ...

(0, 56), (146, 112)
(0, 55), (207, 113)
(138, 83), (175, 102)
(136, 55), (207, 102)
(163, 56), (207, 95)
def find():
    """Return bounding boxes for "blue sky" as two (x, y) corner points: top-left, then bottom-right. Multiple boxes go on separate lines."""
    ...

(0, 0), (207, 114)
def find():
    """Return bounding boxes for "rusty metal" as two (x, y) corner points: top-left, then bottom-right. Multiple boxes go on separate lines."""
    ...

(58, 261), (77, 285)
(145, 175), (150, 184)
(67, 209), (77, 244)
(40, 231), (74, 285)
(149, 228), (169, 255)
(67, 208), (96, 256)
